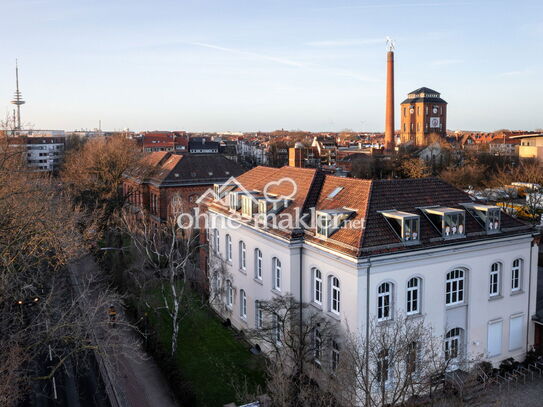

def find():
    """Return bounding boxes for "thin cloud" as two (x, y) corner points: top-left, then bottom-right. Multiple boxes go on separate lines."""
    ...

(431, 59), (463, 66)
(314, 2), (473, 10)
(497, 70), (530, 77)
(188, 41), (304, 67)
(187, 41), (379, 82)
(306, 38), (384, 47)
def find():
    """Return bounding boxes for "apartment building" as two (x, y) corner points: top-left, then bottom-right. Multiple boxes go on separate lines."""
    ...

(6, 136), (65, 172)
(201, 166), (538, 371)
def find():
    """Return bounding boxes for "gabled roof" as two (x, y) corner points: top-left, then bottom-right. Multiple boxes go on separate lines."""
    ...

(124, 152), (244, 186)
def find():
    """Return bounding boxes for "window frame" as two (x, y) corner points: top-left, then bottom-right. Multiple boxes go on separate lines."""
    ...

(239, 241), (246, 271)
(445, 269), (465, 306)
(330, 276), (341, 315)
(255, 248), (263, 280)
(406, 277), (421, 315)
(511, 259), (522, 292)
(377, 282), (392, 321)
(240, 289), (247, 319)
(312, 268), (323, 305)
(226, 234), (232, 262)
(226, 280), (233, 308)
(445, 327), (462, 361)
(272, 257), (282, 291)
(489, 262), (501, 297)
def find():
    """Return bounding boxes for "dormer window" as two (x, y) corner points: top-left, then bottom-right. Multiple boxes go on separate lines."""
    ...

(424, 207), (466, 238)
(229, 192), (241, 211)
(380, 210), (420, 243)
(241, 195), (257, 217)
(315, 209), (354, 238)
(461, 203), (501, 233)
(258, 197), (292, 215)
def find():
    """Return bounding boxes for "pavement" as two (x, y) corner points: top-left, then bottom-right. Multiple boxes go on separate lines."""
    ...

(69, 255), (178, 407)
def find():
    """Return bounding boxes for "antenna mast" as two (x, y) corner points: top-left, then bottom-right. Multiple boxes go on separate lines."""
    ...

(11, 59), (26, 131)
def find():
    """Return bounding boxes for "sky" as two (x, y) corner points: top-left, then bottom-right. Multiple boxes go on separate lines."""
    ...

(0, 0), (542, 132)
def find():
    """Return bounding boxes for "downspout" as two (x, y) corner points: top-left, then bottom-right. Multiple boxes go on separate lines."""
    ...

(299, 242), (304, 378)
(365, 258), (372, 407)
(526, 236), (535, 351)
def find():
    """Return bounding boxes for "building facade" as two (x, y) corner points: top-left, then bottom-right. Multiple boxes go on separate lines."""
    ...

(400, 87), (447, 146)
(202, 166), (538, 373)
(6, 136), (65, 172)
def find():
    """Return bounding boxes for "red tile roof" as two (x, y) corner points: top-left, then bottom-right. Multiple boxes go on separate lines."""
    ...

(201, 167), (533, 258)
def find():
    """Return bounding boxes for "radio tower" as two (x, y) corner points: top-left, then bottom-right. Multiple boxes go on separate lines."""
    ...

(11, 59), (25, 131)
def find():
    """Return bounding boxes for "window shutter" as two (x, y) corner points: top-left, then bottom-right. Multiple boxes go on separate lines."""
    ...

(487, 320), (503, 357)
(509, 315), (523, 351)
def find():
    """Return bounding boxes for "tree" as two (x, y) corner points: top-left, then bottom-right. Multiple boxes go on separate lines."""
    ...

(61, 134), (143, 236)
(0, 135), (133, 405)
(121, 198), (204, 356)
(244, 295), (340, 407)
(336, 314), (456, 407)
(400, 158), (430, 179)
(440, 160), (487, 189)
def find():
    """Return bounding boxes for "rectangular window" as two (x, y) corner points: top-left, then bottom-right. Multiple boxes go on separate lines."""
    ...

(509, 315), (523, 350)
(255, 302), (263, 328)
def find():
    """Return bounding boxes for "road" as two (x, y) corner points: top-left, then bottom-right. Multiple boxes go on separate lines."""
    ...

(69, 255), (178, 407)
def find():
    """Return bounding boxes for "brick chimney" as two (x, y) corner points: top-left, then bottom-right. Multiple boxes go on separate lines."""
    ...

(384, 50), (395, 152)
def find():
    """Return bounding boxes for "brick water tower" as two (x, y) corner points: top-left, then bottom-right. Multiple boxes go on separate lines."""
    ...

(400, 87), (447, 146)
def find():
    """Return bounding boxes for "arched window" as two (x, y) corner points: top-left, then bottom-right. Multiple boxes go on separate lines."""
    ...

(512, 259), (522, 292)
(226, 280), (233, 307)
(489, 262), (501, 297)
(331, 340), (340, 372)
(445, 328), (463, 361)
(272, 257), (281, 291)
(255, 249), (263, 280)
(239, 241), (246, 270)
(226, 234), (232, 262)
(406, 277), (421, 315)
(312, 268), (322, 305)
(330, 276), (341, 314)
(314, 328), (322, 364)
(255, 301), (263, 328)
(377, 349), (390, 385)
(213, 229), (220, 254)
(273, 314), (282, 344)
(377, 282), (392, 321)
(240, 289), (247, 319)
(446, 269), (464, 305)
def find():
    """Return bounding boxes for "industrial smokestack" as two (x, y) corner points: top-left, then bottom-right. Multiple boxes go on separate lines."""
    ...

(384, 40), (395, 152)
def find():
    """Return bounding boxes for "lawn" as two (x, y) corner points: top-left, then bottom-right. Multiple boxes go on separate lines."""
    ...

(149, 292), (266, 407)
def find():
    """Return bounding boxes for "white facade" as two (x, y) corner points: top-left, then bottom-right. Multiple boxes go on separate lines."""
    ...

(209, 209), (538, 366)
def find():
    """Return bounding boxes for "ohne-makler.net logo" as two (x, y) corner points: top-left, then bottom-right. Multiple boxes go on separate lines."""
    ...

(177, 177), (366, 232)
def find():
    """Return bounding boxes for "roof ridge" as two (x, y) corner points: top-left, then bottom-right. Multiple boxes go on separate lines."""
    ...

(357, 179), (374, 254)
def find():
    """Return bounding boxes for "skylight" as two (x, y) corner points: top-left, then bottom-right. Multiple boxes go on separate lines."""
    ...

(327, 186), (344, 199)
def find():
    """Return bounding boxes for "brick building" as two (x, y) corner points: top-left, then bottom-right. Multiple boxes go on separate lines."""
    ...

(400, 87), (447, 146)
(122, 151), (244, 225)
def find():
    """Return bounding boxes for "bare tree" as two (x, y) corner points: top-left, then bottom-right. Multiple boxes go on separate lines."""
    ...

(61, 134), (143, 237)
(244, 295), (341, 407)
(336, 314), (456, 407)
(0, 134), (138, 405)
(121, 198), (203, 356)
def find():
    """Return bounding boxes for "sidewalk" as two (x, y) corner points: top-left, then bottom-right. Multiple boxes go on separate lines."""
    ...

(69, 255), (178, 407)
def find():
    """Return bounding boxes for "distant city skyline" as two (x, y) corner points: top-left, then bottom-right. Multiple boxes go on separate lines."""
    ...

(1, 0), (542, 132)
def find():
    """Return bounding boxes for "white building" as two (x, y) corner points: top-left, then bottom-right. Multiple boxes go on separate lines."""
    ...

(202, 166), (538, 372)
(8, 136), (65, 172)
